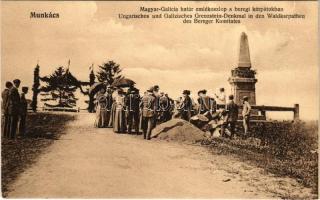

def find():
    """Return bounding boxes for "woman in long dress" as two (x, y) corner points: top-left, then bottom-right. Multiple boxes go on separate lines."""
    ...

(94, 88), (108, 128)
(105, 87), (114, 128)
(108, 89), (117, 128)
(113, 89), (127, 133)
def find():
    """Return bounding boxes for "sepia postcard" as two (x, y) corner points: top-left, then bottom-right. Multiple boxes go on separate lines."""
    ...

(1, 0), (318, 199)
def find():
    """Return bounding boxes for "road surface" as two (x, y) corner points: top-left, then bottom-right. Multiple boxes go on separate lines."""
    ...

(7, 113), (314, 198)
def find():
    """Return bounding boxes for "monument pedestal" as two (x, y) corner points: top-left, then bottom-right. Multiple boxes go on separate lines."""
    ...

(229, 75), (257, 106)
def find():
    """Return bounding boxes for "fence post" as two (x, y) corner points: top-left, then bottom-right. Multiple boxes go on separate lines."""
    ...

(293, 104), (299, 120)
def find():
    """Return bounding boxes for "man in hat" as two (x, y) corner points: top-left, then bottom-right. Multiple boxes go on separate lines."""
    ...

(242, 96), (251, 137)
(19, 86), (29, 137)
(152, 85), (160, 126)
(8, 79), (21, 139)
(180, 90), (192, 121)
(197, 89), (216, 120)
(126, 88), (140, 134)
(2, 81), (13, 138)
(140, 87), (156, 140)
(221, 94), (239, 138)
(158, 92), (166, 122)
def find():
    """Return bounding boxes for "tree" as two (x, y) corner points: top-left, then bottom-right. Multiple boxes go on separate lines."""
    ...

(40, 66), (78, 108)
(96, 61), (123, 85)
(31, 64), (40, 112)
(88, 67), (96, 112)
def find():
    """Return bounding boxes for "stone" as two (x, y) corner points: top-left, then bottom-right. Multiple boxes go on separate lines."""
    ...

(238, 32), (251, 68)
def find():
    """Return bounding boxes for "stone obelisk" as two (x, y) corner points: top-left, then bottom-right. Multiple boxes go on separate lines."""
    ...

(238, 32), (251, 68)
(228, 32), (257, 105)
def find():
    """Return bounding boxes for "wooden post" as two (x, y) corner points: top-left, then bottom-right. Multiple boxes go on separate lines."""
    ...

(294, 104), (299, 120)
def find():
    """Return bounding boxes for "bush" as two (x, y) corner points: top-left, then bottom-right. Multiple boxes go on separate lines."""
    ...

(210, 120), (318, 196)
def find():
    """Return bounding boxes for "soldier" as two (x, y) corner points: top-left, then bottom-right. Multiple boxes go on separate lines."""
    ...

(126, 88), (140, 134)
(242, 96), (251, 138)
(180, 90), (192, 121)
(8, 79), (21, 139)
(140, 87), (156, 140)
(2, 81), (13, 138)
(222, 95), (239, 138)
(153, 85), (160, 122)
(159, 93), (171, 122)
(166, 94), (175, 121)
(19, 86), (29, 137)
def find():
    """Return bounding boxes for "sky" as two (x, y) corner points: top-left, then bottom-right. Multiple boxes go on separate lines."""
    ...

(1, 1), (318, 120)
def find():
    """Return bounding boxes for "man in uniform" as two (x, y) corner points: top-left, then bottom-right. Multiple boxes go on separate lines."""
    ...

(19, 86), (29, 137)
(179, 90), (192, 121)
(126, 88), (140, 134)
(2, 81), (13, 138)
(140, 87), (156, 140)
(242, 96), (251, 138)
(222, 95), (238, 138)
(152, 85), (160, 126)
(8, 79), (21, 139)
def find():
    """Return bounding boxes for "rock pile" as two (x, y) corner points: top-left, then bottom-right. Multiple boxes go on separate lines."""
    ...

(151, 119), (205, 144)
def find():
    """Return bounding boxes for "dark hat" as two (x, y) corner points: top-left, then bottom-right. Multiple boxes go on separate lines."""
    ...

(229, 94), (234, 100)
(5, 81), (13, 88)
(198, 89), (207, 95)
(13, 79), (21, 84)
(243, 96), (249, 100)
(22, 86), (29, 91)
(153, 85), (159, 90)
(183, 90), (190, 95)
(129, 88), (139, 94)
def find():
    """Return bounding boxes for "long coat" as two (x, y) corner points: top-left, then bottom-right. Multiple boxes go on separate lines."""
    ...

(2, 88), (10, 115)
(113, 95), (127, 133)
(94, 93), (110, 128)
(8, 87), (20, 116)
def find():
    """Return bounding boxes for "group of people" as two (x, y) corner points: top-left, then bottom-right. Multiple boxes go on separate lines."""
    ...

(94, 85), (252, 140)
(94, 85), (173, 140)
(2, 79), (29, 139)
(177, 87), (251, 138)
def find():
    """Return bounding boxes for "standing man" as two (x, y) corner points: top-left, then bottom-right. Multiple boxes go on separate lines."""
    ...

(242, 96), (251, 138)
(126, 88), (140, 134)
(222, 95), (238, 138)
(140, 87), (156, 140)
(180, 90), (192, 121)
(2, 81), (13, 138)
(160, 93), (172, 122)
(214, 87), (226, 109)
(197, 90), (216, 120)
(8, 79), (21, 139)
(153, 85), (160, 126)
(19, 87), (29, 137)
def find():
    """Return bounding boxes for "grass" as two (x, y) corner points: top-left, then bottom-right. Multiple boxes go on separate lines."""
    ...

(207, 120), (318, 197)
(1, 112), (75, 197)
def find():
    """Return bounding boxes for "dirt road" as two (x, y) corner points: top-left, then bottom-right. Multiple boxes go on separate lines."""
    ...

(7, 113), (314, 198)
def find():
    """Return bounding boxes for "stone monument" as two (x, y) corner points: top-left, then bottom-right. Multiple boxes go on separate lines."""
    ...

(228, 32), (257, 105)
